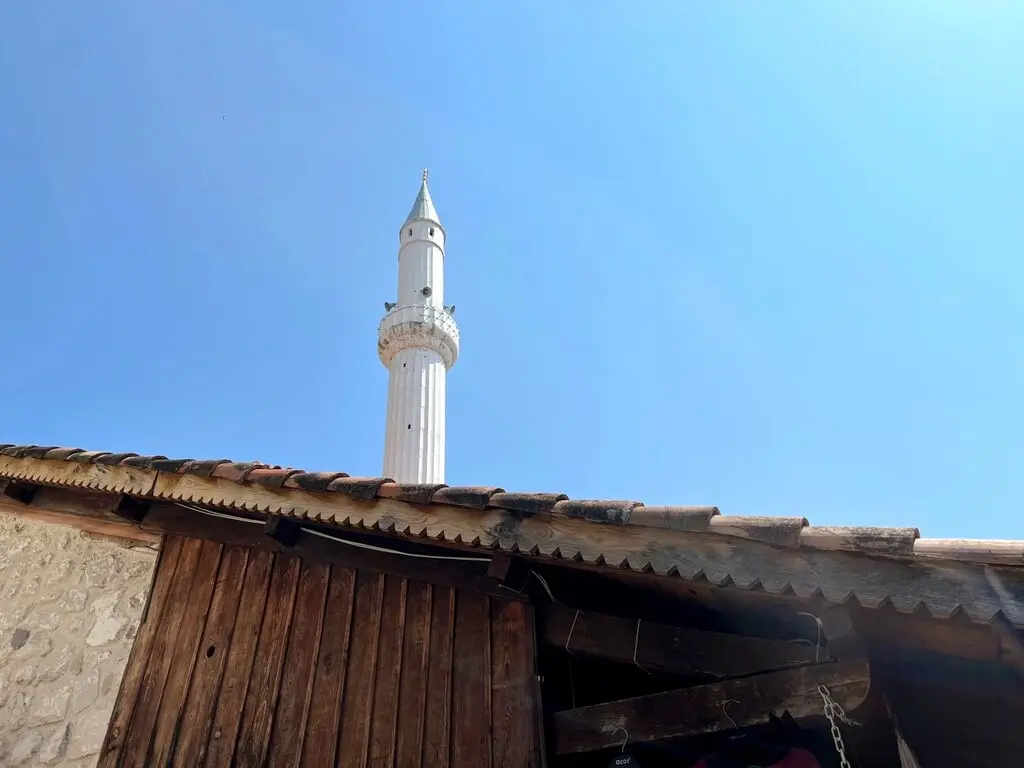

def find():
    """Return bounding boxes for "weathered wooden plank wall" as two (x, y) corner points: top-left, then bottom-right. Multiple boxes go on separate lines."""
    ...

(98, 534), (542, 768)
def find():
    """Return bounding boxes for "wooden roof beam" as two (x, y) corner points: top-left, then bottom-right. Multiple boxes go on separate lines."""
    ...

(540, 605), (820, 678)
(551, 659), (870, 755)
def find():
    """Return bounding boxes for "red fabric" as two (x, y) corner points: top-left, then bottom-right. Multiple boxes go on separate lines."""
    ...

(774, 748), (821, 768)
(692, 746), (821, 768)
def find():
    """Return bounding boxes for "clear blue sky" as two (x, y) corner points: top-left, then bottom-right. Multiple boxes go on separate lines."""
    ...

(1, 2), (1021, 538)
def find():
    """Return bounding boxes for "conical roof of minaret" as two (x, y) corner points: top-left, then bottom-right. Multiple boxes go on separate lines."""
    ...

(404, 169), (440, 225)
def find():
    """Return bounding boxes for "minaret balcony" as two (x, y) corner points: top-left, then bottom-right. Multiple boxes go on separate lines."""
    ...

(377, 304), (460, 369)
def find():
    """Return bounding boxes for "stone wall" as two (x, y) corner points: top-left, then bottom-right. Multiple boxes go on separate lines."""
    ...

(0, 513), (158, 767)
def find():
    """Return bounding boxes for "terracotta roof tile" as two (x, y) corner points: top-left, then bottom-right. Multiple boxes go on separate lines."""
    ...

(325, 476), (391, 501)
(1, 445), (33, 458)
(431, 486), (503, 509)
(95, 452), (139, 465)
(488, 492), (568, 517)
(551, 499), (642, 524)
(149, 458), (200, 474)
(376, 482), (446, 504)
(120, 455), (168, 469)
(66, 450), (111, 463)
(246, 467), (302, 489)
(709, 516), (809, 548)
(913, 538), (1024, 565)
(22, 446), (60, 459)
(210, 462), (265, 482)
(41, 448), (85, 461)
(627, 505), (719, 531)
(283, 471), (349, 492)
(800, 525), (920, 556)
(177, 459), (231, 478)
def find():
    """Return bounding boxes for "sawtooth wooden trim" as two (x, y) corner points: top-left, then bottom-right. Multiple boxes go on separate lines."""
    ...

(913, 538), (1024, 566)
(0, 454), (156, 496)
(551, 659), (871, 755)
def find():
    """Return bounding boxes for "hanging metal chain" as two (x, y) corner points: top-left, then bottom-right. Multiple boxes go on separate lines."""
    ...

(818, 684), (857, 768)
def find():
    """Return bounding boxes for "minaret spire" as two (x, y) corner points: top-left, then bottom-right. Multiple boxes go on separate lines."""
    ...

(378, 172), (460, 484)
(404, 171), (440, 227)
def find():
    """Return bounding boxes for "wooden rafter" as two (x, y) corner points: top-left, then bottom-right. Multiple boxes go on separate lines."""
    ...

(540, 605), (820, 677)
(551, 660), (870, 755)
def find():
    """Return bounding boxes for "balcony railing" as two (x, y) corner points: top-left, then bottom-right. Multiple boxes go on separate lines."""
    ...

(377, 304), (460, 347)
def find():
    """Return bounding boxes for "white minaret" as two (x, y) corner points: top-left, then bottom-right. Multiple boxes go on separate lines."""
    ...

(378, 170), (460, 484)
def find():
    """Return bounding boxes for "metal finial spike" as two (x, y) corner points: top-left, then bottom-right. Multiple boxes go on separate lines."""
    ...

(422, 168), (429, 183)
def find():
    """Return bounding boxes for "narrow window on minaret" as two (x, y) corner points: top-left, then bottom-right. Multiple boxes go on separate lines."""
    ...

(407, 228), (412, 236)
(429, 227), (435, 236)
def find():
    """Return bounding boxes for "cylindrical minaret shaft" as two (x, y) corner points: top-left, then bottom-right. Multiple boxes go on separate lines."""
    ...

(378, 171), (459, 484)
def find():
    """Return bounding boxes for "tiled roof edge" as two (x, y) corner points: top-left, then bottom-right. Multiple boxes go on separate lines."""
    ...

(0, 445), (1018, 567)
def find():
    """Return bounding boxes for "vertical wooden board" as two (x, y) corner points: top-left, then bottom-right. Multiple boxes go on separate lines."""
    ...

(234, 554), (302, 766)
(422, 585), (455, 768)
(118, 536), (207, 768)
(336, 570), (385, 768)
(98, 535), (183, 768)
(451, 591), (492, 768)
(266, 560), (331, 767)
(300, 565), (357, 768)
(202, 549), (275, 768)
(148, 539), (224, 766)
(170, 546), (250, 768)
(491, 600), (540, 768)
(367, 575), (409, 767)
(395, 581), (433, 768)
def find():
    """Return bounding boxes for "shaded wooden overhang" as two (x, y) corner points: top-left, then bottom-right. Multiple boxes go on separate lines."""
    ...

(1, 453), (1024, 630)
